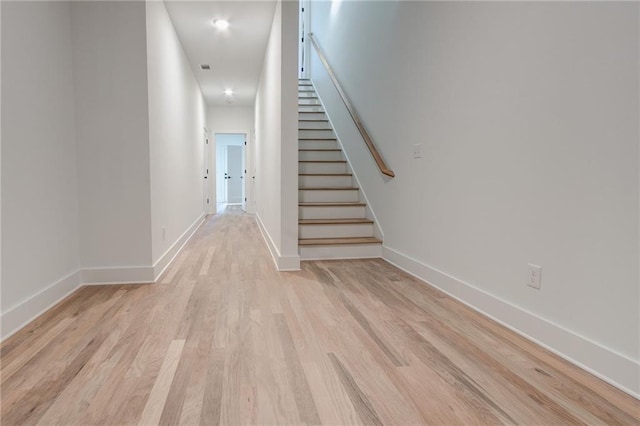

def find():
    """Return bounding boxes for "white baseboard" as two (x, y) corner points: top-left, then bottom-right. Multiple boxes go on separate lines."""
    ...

(382, 245), (640, 399)
(255, 214), (301, 271)
(1, 269), (82, 340)
(82, 266), (154, 285)
(278, 254), (302, 271)
(153, 213), (206, 280)
(1, 215), (208, 342)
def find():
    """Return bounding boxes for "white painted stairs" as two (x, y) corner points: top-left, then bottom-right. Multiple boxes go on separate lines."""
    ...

(298, 79), (382, 260)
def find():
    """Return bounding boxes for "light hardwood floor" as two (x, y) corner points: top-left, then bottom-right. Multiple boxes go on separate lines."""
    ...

(1, 207), (638, 425)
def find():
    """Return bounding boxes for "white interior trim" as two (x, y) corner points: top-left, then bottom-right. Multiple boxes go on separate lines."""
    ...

(255, 214), (301, 271)
(2, 214), (207, 342)
(1, 269), (83, 341)
(382, 245), (640, 398)
(153, 213), (206, 280)
(82, 266), (154, 285)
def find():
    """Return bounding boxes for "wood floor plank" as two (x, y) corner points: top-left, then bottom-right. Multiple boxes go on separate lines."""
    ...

(274, 313), (322, 424)
(1, 206), (637, 425)
(138, 339), (186, 426)
(327, 352), (383, 426)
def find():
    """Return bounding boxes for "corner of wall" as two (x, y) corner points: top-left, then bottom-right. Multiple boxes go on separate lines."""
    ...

(255, 214), (301, 271)
(0, 269), (83, 341)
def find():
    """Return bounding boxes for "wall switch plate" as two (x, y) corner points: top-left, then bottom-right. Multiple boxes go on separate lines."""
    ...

(527, 264), (542, 289)
(413, 143), (423, 159)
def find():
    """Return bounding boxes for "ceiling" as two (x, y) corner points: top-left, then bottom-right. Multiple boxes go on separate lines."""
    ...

(164, 1), (277, 107)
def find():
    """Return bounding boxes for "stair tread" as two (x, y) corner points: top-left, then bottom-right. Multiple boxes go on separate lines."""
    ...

(299, 187), (358, 190)
(299, 149), (341, 151)
(299, 119), (329, 122)
(298, 111), (324, 113)
(299, 218), (373, 224)
(299, 237), (382, 246)
(299, 173), (352, 176)
(299, 160), (346, 163)
(299, 202), (366, 206)
(299, 138), (337, 140)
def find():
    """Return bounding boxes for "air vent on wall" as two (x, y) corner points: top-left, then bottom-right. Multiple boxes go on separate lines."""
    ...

(200, 64), (211, 70)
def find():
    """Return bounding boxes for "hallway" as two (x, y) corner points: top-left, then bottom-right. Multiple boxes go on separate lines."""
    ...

(1, 209), (637, 425)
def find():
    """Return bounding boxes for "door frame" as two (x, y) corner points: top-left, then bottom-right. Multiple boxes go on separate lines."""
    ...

(212, 130), (253, 212)
(203, 128), (214, 214)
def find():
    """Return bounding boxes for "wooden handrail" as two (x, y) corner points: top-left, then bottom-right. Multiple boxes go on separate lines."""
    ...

(308, 33), (395, 178)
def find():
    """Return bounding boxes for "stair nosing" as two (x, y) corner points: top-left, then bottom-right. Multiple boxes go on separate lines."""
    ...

(298, 149), (341, 151)
(299, 202), (366, 206)
(298, 173), (352, 176)
(298, 237), (382, 246)
(299, 160), (346, 163)
(298, 186), (360, 191)
(299, 218), (374, 225)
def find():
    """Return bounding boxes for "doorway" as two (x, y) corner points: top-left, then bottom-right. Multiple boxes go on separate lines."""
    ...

(215, 133), (246, 211)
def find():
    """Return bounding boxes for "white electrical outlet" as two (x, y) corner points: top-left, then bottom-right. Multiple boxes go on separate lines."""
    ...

(413, 143), (423, 159)
(527, 264), (542, 289)
(162, 227), (166, 241)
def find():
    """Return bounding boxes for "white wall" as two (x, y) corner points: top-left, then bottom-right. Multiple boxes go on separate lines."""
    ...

(1, 1), (81, 333)
(146, 0), (207, 271)
(71, 1), (153, 273)
(208, 107), (254, 133)
(310, 1), (639, 394)
(254, 0), (300, 270)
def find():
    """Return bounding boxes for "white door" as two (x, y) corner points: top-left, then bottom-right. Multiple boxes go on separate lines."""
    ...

(226, 145), (243, 204)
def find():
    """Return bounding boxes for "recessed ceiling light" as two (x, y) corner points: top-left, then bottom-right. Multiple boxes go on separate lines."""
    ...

(213, 19), (229, 30)
(224, 88), (234, 96)
(200, 64), (211, 70)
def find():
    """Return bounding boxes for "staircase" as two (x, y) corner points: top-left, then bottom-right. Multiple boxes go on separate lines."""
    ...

(298, 79), (382, 260)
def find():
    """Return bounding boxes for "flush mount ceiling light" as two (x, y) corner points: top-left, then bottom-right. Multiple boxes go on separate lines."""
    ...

(224, 88), (234, 97)
(212, 19), (229, 30)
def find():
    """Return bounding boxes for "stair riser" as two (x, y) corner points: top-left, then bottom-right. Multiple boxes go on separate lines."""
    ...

(298, 112), (326, 120)
(299, 243), (382, 260)
(299, 162), (347, 174)
(299, 189), (359, 203)
(299, 140), (338, 149)
(299, 121), (332, 130)
(299, 151), (343, 161)
(298, 98), (322, 105)
(299, 129), (335, 139)
(299, 92), (317, 98)
(299, 223), (374, 239)
(299, 205), (366, 220)
(298, 105), (325, 113)
(299, 175), (353, 187)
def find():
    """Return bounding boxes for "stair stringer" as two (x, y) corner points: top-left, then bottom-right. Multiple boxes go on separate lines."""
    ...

(309, 80), (385, 243)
